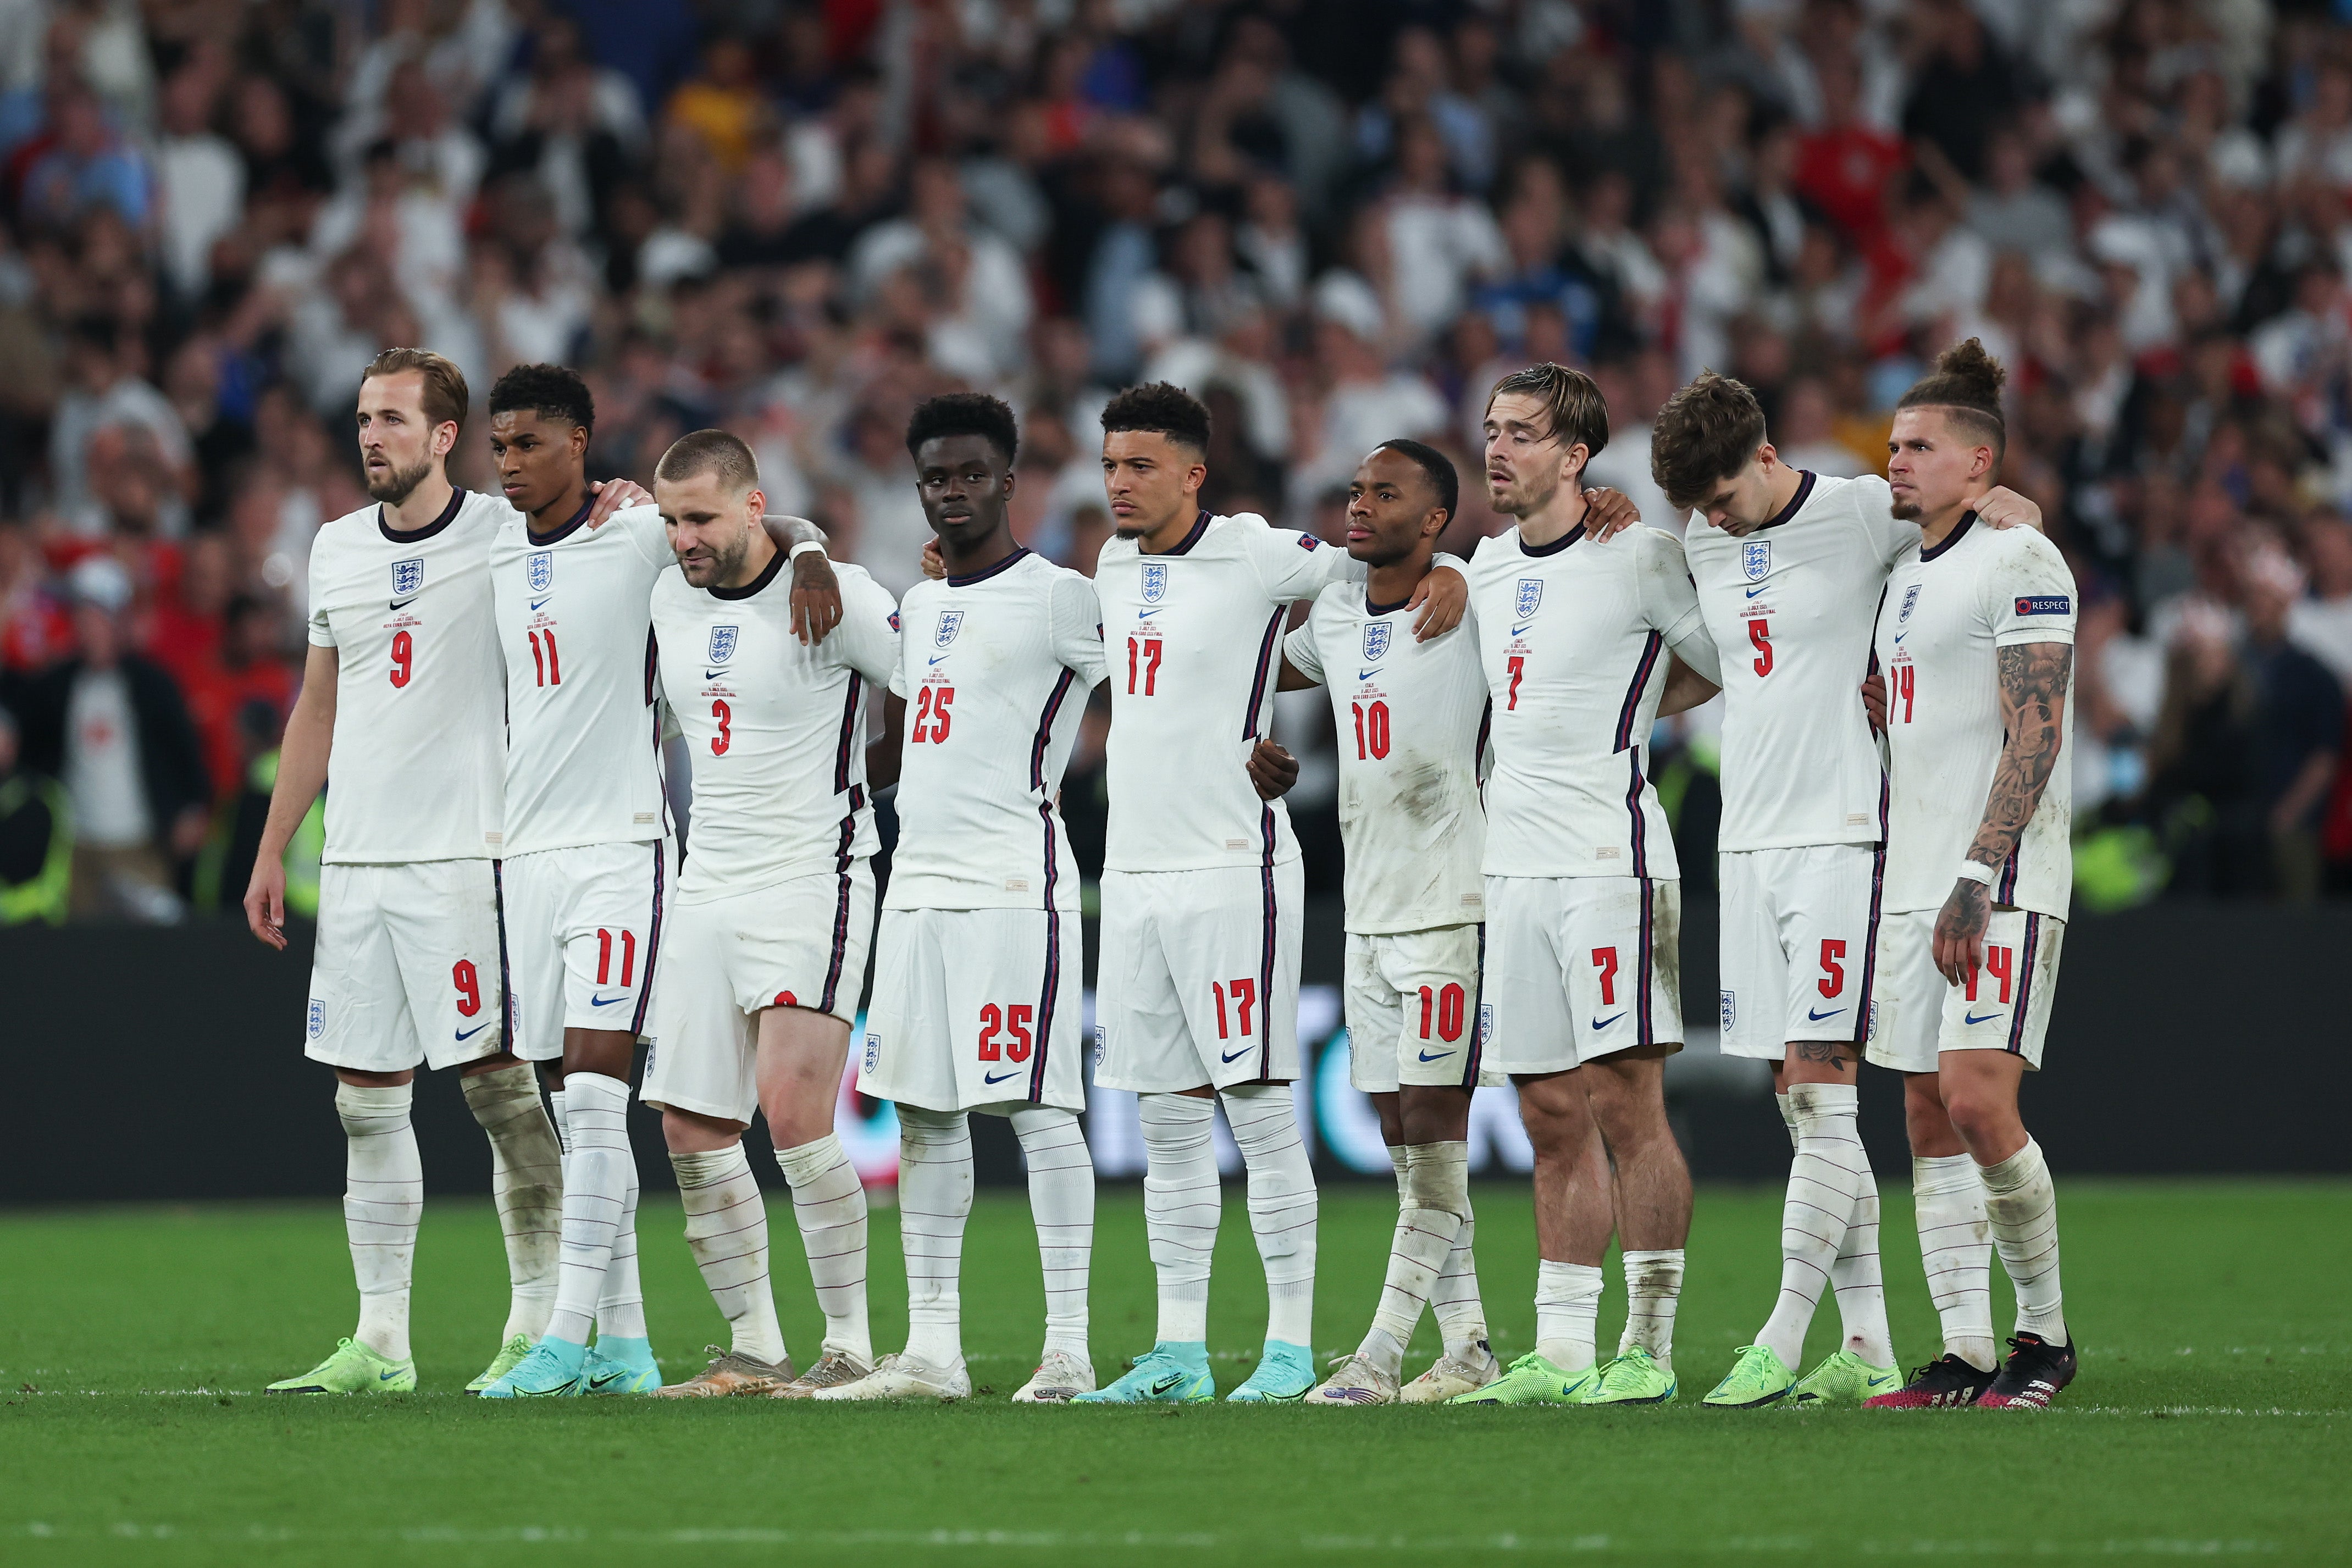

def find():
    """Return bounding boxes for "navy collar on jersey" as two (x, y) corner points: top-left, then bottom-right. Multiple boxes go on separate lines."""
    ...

(945, 545), (1030, 586)
(1519, 522), (1586, 558)
(1919, 509), (1978, 563)
(378, 486), (466, 545)
(1753, 469), (1817, 533)
(1364, 591), (1414, 617)
(706, 542), (788, 601)
(526, 492), (597, 547)
(1148, 512), (1212, 557)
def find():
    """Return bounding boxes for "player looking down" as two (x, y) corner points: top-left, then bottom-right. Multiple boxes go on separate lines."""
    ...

(1454, 363), (1722, 1408)
(1074, 383), (1468, 1404)
(829, 394), (1104, 1403)
(640, 430), (900, 1398)
(1862, 342), (2081, 1410)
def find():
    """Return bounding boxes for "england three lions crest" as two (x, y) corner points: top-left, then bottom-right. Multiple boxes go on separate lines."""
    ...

(1141, 561), (1167, 604)
(1742, 540), (1771, 581)
(707, 624), (739, 664)
(527, 552), (554, 593)
(1362, 620), (1391, 662)
(934, 610), (963, 648)
(392, 558), (425, 596)
(1514, 578), (1543, 619)
(1898, 584), (1921, 623)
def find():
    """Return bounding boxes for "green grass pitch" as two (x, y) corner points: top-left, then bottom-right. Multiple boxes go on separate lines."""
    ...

(3, 1181), (2346, 1566)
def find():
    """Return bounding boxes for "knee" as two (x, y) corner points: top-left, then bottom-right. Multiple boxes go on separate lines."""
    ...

(1902, 1080), (1954, 1152)
(1518, 1101), (1588, 1162)
(1939, 1089), (2006, 1151)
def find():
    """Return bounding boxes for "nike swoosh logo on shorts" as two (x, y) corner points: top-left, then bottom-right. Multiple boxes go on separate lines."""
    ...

(1591, 1013), (1623, 1030)
(589, 993), (627, 1007)
(1416, 1049), (1454, 1062)
(1806, 1006), (1845, 1022)
(455, 1021), (493, 1041)
(982, 1068), (1021, 1084)
(1963, 1009), (2001, 1025)
(1220, 1046), (1253, 1063)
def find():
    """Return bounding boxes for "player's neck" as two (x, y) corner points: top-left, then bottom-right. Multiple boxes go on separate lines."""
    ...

(722, 527), (780, 589)
(527, 478), (593, 540)
(938, 525), (1020, 579)
(1135, 505), (1203, 556)
(1762, 459), (1804, 518)
(1916, 489), (1987, 552)
(1366, 550), (1435, 610)
(381, 468), (456, 534)
(1515, 481), (1588, 548)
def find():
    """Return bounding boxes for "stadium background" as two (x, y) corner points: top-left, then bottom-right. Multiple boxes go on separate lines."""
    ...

(1, 0), (2349, 1192)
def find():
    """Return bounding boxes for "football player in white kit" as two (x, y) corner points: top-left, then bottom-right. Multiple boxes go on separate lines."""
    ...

(471, 367), (841, 1398)
(1642, 371), (2043, 1409)
(1454, 364), (1723, 1408)
(1861, 342), (2082, 1409)
(245, 349), (638, 1395)
(1073, 384), (1466, 1405)
(1259, 440), (1503, 1407)
(826, 394), (1104, 1404)
(641, 430), (902, 1399)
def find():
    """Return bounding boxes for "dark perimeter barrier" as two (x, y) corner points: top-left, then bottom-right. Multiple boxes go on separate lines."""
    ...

(2, 898), (2343, 1203)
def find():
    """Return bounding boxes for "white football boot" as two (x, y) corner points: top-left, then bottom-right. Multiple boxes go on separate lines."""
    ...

(810, 1350), (971, 1401)
(1011, 1348), (1097, 1403)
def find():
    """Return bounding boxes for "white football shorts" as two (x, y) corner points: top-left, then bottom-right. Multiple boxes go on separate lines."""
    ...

(1715, 843), (1885, 1061)
(1480, 874), (1683, 1074)
(1342, 923), (1500, 1092)
(502, 839), (670, 1062)
(1094, 861), (1304, 1093)
(639, 861), (876, 1124)
(305, 858), (508, 1073)
(1867, 907), (2064, 1073)
(859, 905), (1084, 1113)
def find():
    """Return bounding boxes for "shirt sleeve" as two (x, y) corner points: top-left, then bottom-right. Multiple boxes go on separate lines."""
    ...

(1049, 571), (1109, 688)
(1242, 518), (1365, 601)
(623, 505), (672, 568)
(827, 572), (905, 689)
(1984, 534), (2078, 648)
(1634, 527), (1722, 685)
(1851, 475), (1917, 569)
(1283, 610), (1327, 685)
(306, 546), (336, 647)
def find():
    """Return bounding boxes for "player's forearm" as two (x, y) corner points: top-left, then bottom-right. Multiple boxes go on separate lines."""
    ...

(761, 514), (825, 551)
(1963, 642), (2071, 872)
(1656, 656), (1720, 717)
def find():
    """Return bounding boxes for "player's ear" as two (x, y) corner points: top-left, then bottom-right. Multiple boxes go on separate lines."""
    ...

(744, 487), (767, 522)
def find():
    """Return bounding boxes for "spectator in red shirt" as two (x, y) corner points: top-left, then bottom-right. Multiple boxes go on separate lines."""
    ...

(1795, 52), (1907, 254)
(178, 593), (293, 803)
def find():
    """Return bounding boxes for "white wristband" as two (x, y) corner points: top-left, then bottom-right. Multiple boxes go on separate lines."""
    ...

(788, 539), (828, 561)
(1954, 861), (1996, 887)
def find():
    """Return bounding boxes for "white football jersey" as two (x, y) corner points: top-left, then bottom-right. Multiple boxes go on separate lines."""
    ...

(306, 489), (507, 863)
(1095, 513), (1365, 873)
(1684, 472), (1915, 852)
(886, 549), (1108, 912)
(491, 500), (673, 857)
(1875, 513), (2078, 918)
(651, 553), (900, 902)
(1468, 523), (1721, 880)
(1285, 579), (1487, 933)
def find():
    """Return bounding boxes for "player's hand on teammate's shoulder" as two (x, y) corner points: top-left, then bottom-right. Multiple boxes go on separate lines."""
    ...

(583, 477), (652, 527)
(1579, 486), (1641, 541)
(1247, 738), (1299, 800)
(1860, 671), (1889, 733)
(1974, 486), (2042, 533)
(921, 539), (947, 580)
(1408, 561), (1468, 641)
(790, 547), (842, 645)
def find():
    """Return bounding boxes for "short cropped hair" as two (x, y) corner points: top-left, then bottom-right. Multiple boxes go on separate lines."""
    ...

(1100, 381), (1211, 455)
(1896, 337), (2007, 462)
(906, 392), (1019, 466)
(363, 347), (469, 431)
(1651, 371), (1770, 511)
(1485, 362), (1609, 460)
(488, 363), (595, 433)
(1373, 437), (1459, 525)
(656, 429), (760, 492)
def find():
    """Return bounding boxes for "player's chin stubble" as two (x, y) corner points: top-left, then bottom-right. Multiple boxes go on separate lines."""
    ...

(365, 458), (434, 506)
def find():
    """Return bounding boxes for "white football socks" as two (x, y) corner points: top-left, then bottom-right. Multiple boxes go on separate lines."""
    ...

(773, 1133), (871, 1363)
(461, 1063), (564, 1343)
(1758, 1081), (1866, 1370)
(1138, 1092), (1219, 1343)
(1430, 1195), (1487, 1362)
(597, 1150), (648, 1342)
(1913, 1152), (1995, 1369)
(1362, 1142), (1468, 1377)
(1619, 1249), (1684, 1367)
(546, 1072), (632, 1347)
(1534, 1259), (1603, 1372)
(549, 1088), (570, 1156)
(1010, 1105), (1093, 1360)
(336, 1081), (422, 1362)
(1979, 1137), (2066, 1343)
(895, 1107), (973, 1368)
(671, 1144), (785, 1365)
(1778, 1088), (1892, 1366)
(1222, 1082), (1317, 1347)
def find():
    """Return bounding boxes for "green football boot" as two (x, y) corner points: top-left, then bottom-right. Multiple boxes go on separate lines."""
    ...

(466, 1332), (534, 1394)
(266, 1337), (417, 1395)
(583, 1337), (662, 1395)
(1703, 1344), (1797, 1408)
(1070, 1343), (1216, 1404)
(1790, 1348), (1902, 1406)
(479, 1336), (588, 1398)
(1583, 1347), (1679, 1405)
(1446, 1351), (1601, 1406)
(1227, 1340), (1315, 1403)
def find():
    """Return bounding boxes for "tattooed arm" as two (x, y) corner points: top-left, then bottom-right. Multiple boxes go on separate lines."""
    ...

(1932, 641), (2072, 985)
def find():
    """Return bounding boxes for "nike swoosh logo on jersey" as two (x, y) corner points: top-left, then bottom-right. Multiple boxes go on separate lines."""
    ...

(1416, 1049), (1454, 1062)
(1220, 1046), (1254, 1063)
(455, 1021), (494, 1041)
(1745, 584), (1768, 599)
(982, 1068), (1022, 1084)
(1358, 668), (1382, 680)
(928, 654), (950, 666)
(1591, 1013), (1624, 1030)
(1893, 631), (1908, 643)
(705, 669), (728, 678)
(589, 993), (627, 1007)
(1963, 1009), (2002, 1025)
(390, 594), (420, 610)
(1806, 1006), (1845, 1022)
(529, 596), (551, 610)
(1511, 622), (1535, 635)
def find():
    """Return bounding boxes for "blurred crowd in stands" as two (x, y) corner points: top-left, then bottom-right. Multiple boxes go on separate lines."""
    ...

(2, 0), (2351, 924)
